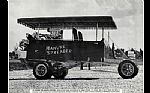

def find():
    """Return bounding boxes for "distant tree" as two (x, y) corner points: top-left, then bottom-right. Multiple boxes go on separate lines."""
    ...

(114, 48), (125, 58)
(130, 48), (135, 51)
(104, 45), (114, 59)
(120, 48), (124, 53)
(135, 50), (142, 59)
(140, 48), (143, 57)
(12, 44), (19, 59)
(9, 52), (14, 59)
(112, 43), (116, 59)
(125, 51), (128, 57)
(9, 51), (16, 59)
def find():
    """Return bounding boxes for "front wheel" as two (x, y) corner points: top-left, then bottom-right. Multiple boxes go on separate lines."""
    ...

(118, 60), (138, 79)
(33, 62), (52, 79)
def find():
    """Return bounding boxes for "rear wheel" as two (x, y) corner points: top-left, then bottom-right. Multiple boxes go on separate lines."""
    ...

(33, 62), (52, 79)
(53, 62), (68, 79)
(118, 60), (138, 79)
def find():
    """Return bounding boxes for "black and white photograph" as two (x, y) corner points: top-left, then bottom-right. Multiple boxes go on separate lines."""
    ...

(9, 0), (144, 93)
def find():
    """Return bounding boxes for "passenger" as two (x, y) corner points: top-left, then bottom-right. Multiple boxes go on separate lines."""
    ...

(32, 32), (39, 40)
(26, 33), (35, 41)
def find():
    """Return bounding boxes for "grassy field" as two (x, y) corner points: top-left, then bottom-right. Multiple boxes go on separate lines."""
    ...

(9, 59), (143, 71)
(9, 61), (28, 71)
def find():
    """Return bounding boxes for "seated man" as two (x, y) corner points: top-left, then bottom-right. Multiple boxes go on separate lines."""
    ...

(26, 33), (35, 41)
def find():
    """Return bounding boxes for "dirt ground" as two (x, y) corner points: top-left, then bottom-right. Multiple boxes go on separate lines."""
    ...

(9, 64), (143, 93)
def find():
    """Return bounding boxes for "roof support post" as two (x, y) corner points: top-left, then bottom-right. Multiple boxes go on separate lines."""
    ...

(96, 22), (98, 41)
(37, 24), (40, 39)
(102, 26), (105, 62)
(102, 26), (104, 40)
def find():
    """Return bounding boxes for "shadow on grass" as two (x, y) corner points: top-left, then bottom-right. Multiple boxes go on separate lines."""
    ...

(91, 69), (118, 74)
(9, 77), (121, 80)
(63, 78), (99, 80)
(9, 78), (36, 80)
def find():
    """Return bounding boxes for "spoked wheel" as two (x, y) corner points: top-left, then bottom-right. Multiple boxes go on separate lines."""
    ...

(33, 63), (52, 79)
(53, 62), (68, 79)
(118, 60), (138, 79)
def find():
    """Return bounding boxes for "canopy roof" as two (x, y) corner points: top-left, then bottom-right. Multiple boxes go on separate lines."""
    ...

(17, 16), (117, 30)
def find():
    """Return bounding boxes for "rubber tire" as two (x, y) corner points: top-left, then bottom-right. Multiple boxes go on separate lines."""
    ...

(53, 62), (68, 79)
(33, 62), (52, 79)
(118, 60), (138, 79)
(53, 68), (68, 79)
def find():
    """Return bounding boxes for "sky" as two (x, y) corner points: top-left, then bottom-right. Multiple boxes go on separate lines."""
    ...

(9, 0), (144, 52)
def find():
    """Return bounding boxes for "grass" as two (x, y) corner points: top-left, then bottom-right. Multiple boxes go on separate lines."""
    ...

(9, 58), (143, 71)
(9, 61), (28, 71)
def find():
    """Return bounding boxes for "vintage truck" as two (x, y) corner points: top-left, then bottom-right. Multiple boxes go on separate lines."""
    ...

(17, 16), (138, 79)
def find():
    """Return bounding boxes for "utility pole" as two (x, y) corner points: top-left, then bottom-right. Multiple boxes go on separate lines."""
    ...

(102, 27), (104, 40)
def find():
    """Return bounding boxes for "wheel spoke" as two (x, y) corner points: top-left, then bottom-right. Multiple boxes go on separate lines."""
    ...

(35, 64), (47, 76)
(121, 63), (134, 76)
